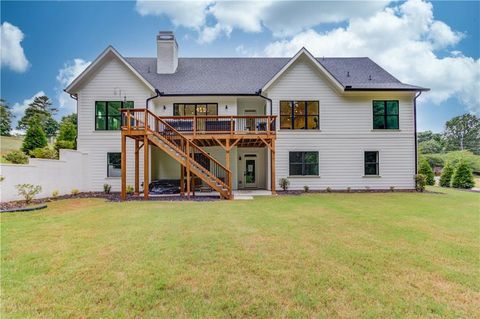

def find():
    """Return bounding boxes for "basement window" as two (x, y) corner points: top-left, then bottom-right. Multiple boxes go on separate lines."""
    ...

(107, 153), (121, 177)
(364, 151), (379, 176)
(95, 101), (134, 130)
(289, 151), (319, 176)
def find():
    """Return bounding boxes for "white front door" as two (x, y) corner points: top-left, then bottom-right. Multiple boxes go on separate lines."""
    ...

(244, 155), (257, 188)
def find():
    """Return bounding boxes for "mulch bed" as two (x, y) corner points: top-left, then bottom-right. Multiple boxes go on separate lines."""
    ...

(276, 189), (419, 196)
(0, 192), (220, 211)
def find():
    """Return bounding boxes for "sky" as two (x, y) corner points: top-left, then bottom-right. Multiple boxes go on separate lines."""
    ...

(1, 0), (479, 133)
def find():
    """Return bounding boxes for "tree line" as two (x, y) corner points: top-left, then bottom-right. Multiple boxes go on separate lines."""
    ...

(1, 96), (77, 163)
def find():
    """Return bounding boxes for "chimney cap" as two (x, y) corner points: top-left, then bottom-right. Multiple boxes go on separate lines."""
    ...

(157, 31), (175, 41)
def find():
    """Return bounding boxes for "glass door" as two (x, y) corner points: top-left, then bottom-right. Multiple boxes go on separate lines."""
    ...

(244, 157), (257, 188)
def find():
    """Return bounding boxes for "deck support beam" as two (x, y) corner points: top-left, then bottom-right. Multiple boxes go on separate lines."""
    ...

(186, 142), (191, 199)
(134, 139), (139, 195)
(271, 138), (276, 195)
(121, 132), (127, 200)
(143, 135), (149, 199)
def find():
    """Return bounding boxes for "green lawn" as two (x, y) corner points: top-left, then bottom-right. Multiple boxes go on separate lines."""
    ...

(1, 188), (479, 318)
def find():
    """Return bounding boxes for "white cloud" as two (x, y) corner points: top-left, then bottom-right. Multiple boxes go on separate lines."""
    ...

(56, 59), (91, 114)
(135, 0), (390, 43)
(0, 22), (29, 72)
(263, 0), (480, 114)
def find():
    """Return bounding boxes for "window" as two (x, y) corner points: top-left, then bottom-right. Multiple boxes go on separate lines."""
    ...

(280, 101), (319, 129)
(373, 100), (399, 129)
(107, 153), (121, 177)
(364, 151), (379, 176)
(95, 101), (134, 130)
(173, 103), (218, 116)
(289, 151), (319, 176)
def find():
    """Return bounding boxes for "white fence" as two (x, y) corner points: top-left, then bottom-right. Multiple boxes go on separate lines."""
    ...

(0, 149), (88, 202)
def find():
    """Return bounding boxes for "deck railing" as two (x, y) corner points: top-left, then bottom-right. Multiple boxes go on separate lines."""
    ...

(121, 108), (276, 136)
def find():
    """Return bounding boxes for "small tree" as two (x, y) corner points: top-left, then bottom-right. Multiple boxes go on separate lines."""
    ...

(279, 178), (290, 191)
(3, 150), (28, 164)
(439, 162), (454, 187)
(418, 158), (435, 186)
(57, 119), (76, 143)
(0, 98), (13, 136)
(22, 121), (48, 154)
(15, 184), (42, 204)
(451, 161), (475, 189)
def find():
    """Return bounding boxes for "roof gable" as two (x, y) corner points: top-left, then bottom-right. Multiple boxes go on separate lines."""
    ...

(65, 46), (155, 94)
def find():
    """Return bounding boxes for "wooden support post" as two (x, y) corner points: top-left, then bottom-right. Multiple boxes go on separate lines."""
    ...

(134, 139), (139, 195)
(270, 139), (276, 195)
(121, 133), (127, 200)
(143, 135), (149, 199)
(186, 142), (191, 199)
(180, 165), (185, 196)
(225, 139), (232, 199)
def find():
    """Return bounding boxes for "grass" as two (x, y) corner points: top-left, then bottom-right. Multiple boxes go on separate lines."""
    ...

(0, 136), (23, 163)
(1, 188), (479, 318)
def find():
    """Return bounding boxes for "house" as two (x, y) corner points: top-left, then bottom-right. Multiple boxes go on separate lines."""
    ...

(65, 31), (429, 200)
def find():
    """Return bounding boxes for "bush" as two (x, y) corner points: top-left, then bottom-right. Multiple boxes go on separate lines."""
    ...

(415, 174), (426, 192)
(22, 121), (48, 154)
(57, 120), (76, 143)
(303, 185), (309, 193)
(15, 184), (42, 204)
(326, 187), (332, 192)
(390, 186), (395, 192)
(71, 188), (80, 195)
(51, 190), (59, 199)
(3, 150), (28, 164)
(422, 151), (480, 174)
(29, 147), (58, 159)
(103, 184), (112, 194)
(451, 161), (475, 189)
(439, 162), (455, 187)
(346, 187), (351, 193)
(279, 178), (290, 191)
(126, 185), (134, 195)
(54, 140), (75, 152)
(418, 158), (435, 186)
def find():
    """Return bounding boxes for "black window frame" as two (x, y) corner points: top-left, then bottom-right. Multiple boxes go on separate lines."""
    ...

(280, 100), (319, 130)
(372, 100), (399, 130)
(95, 101), (134, 131)
(173, 103), (218, 116)
(107, 152), (121, 178)
(364, 151), (379, 176)
(289, 151), (319, 176)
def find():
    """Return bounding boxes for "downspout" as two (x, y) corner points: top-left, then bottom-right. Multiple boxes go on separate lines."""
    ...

(146, 89), (162, 110)
(256, 89), (273, 115)
(414, 90), (422, 174)
(64, 90), (78, 149)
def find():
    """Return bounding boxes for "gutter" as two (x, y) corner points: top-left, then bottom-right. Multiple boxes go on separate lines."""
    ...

(146, 89), (161, 110)
(414, 90), (422, 174)
(256, 89), (273, 115)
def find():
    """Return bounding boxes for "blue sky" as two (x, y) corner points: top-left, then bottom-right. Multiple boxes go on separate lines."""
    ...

(1, 0), (479, 133)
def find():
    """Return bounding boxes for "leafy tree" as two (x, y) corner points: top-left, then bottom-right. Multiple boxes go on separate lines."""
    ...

(21, 121), (47, 154)
(17, 95), (59, 138)
(58, 117), (77, 142)
(419, 139), (442, 154)
(418, 130), (443, 144)
(418, 158), (435, 186)
(439, 162), (454, 187)
(443, 114), (480, 155)
(451, 160), (475, 189)
(61, 113), (77, 126)
(0, 99), (13, 136)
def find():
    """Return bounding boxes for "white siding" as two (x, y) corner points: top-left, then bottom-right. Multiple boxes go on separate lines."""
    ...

(76, 56), (153, 192)
(266, 55), (416, 190)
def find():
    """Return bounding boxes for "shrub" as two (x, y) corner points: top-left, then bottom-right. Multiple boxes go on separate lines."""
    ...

(439, 162), (455, 187)
(422, 151), (480, 174)
(103, 184), (112, 194)
(415, 174), (426, 192)
(22, 121), (48, 154)
(126, 185), (134, 195)
(51, 190), (59, 199)
(326, 187), (332, 193)
(346, 187), (351, 193)
(29, 147), (58, 159)
(15, 184), (42, 204)
(71, 188), (80, 195)
(418, 158), (435, 186)
(390, 186), (395, 192)
(451, 161), (475, 189)
(303, 185), (309, 193)
(57, 120), (76, 143)
(0, 175), (4, 182)
(279, 178), (290, 191)
(3, 150), (28, 164)
(54, 140), (75, 152)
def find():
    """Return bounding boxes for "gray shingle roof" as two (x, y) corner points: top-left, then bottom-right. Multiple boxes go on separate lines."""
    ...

(125, 57), (427, 95)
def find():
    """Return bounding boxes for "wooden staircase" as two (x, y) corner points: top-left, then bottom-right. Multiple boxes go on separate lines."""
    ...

(123, 109), (232, 199)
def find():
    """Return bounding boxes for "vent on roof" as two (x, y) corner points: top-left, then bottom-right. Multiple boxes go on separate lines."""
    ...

(347, 71), (350, 77)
